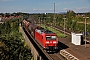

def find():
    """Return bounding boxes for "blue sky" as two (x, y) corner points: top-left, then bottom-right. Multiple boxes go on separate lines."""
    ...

(0, 0), (90, 13)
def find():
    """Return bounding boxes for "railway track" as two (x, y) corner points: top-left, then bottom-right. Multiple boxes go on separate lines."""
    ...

(22, 25), (66, 60)
(51, 26), (80, 60)
(45, 47), (79, 60)
(27, 16), (80, 60)
(51, 26), (71, 36)
(48, 53), (65, 60)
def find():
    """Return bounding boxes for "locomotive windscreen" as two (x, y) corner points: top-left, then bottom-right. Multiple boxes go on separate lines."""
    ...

(46, 36), (56, 40)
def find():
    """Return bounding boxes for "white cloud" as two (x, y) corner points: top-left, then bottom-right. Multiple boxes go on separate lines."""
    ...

(75, 7), (89, 10)
(33, 9), (38, 11)
(28, 9), (54, 13)
(32, 8), (54, 12)
(0, 0), (14, 2)
(33, 9), (45, 11)
(56, 1), (74, 5)
(63, 8), (69, 11)
(74, 7), (90, 12)
(62, 7), (90, 13)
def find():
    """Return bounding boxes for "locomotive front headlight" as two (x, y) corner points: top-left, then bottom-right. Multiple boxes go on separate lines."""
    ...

(46, 41), (49, 44)
(53, 41), (57, 44)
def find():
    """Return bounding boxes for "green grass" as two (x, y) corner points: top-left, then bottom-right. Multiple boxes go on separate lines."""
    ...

(38, 24), (67, 38)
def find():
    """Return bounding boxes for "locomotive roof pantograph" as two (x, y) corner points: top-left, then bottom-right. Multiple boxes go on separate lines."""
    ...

(35, 27), (55, 34)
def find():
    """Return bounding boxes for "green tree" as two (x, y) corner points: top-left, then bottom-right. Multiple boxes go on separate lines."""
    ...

(0, 18), (33, 60)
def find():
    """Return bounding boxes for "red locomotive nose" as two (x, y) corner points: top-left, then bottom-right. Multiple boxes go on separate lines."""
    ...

(46, 40), (58, 47)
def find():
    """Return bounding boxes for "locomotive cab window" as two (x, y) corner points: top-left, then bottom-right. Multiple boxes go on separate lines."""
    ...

(46, 36), (56, 40)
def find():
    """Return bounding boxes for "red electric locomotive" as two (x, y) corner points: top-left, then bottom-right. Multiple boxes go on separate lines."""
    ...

(22, 20), (58, 51)
(35, 27), (58, 51)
